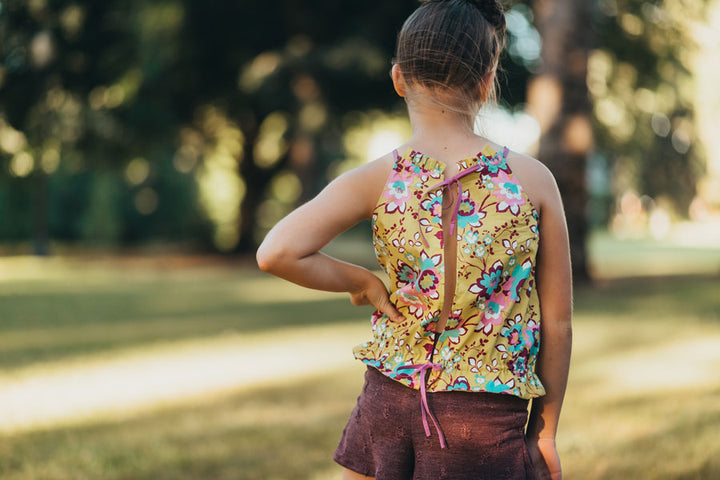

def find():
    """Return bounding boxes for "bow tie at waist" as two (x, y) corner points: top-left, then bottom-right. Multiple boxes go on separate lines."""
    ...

(396, 362), (447, 449)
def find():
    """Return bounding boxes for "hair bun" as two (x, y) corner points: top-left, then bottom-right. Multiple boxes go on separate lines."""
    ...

(467, 0), (506, 31)
(420, 0), (506, 32)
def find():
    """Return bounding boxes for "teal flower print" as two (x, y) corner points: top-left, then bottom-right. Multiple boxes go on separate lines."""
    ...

(522, 319), (540, 357)
(501, 322), (524, 354)
(448, 377), (470, 391)
(464, 230), (479, 245)
(438, 310), (467, 344)
(421, 191), (443, 222)
(506, 258), (532, 302)
(482, 152), (509, 174)
(484, 378), (514, 393)
(469, 260), (504, 298)
(507, 352), (529, 376)
(395, 260), (418, 285)
(456, 190), (486, 229)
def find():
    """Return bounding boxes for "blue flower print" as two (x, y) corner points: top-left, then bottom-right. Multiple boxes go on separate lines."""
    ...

(484, 378), (512, 393)
(448, 377), (471, 391)
(469, 260), (504, 298)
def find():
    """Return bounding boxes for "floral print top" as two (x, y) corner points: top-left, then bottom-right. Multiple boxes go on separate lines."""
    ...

(353, 144), (546, 399)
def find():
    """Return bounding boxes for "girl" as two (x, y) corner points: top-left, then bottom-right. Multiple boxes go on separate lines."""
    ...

(256, 0), (572, 478)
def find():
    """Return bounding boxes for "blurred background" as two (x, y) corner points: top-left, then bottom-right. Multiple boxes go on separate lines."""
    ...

(0, 0), (719, 479)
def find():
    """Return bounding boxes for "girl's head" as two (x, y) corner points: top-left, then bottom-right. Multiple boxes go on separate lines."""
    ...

(392, 0), (507, 128)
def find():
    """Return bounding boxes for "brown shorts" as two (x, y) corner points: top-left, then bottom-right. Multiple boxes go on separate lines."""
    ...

(333, 366), (537, 480)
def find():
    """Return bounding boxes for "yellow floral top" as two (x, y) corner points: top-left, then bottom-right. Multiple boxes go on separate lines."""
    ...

(353, 144), (546, 399)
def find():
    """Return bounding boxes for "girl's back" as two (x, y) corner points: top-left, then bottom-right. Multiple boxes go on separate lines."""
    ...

(257, 1), (571, 478)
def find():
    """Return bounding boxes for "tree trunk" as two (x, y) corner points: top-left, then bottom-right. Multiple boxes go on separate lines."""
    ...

(527, 0), (594, 283)
(234, 122), (291, 254)
(32, 168), (51, 256)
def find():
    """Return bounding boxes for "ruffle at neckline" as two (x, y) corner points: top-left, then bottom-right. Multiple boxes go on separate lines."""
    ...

(399, 145), (508, 174)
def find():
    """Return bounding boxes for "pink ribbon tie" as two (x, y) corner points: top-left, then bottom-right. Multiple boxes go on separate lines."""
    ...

(418, 147), (509, 247)
(397, 362), (447, 449)
(419, 162), (483, 247)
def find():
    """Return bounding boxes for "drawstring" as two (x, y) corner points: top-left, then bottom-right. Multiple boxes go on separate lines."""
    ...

(396, 362), (447, 449)
(390, 147), (510, 450)
(418, 162), (483, 247)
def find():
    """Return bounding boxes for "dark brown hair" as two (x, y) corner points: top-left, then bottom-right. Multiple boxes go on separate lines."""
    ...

(394, 0), (507, 122)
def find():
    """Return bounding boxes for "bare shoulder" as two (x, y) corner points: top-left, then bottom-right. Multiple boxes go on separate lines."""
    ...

(325, 150), (395, 220)
(504, 149), (559, 214)
(337, 150), (395, 183)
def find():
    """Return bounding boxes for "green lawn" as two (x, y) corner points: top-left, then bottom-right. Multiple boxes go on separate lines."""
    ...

(1, 232), (719, 479)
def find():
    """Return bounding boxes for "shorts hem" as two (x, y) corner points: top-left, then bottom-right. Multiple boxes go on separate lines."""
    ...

(333, 453), (374, 477)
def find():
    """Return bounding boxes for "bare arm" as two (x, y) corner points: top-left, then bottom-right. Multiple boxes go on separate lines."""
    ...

(525, 164), (573, 479)
(256, 153), (404, 322)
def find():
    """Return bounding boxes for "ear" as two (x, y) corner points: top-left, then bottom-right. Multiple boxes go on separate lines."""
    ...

(391, 64), (406, 97)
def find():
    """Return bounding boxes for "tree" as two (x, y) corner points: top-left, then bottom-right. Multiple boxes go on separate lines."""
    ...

(527, 0), (594, 283)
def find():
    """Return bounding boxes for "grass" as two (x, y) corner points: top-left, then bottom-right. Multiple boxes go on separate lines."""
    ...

(1, 231), (720, 479)
(0, 259), (360, 369)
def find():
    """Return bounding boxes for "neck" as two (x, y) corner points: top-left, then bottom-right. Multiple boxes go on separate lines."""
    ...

(405, 99), (485, 160)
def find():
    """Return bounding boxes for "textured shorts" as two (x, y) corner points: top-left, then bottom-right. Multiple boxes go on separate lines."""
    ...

(333, 366), (538, 480)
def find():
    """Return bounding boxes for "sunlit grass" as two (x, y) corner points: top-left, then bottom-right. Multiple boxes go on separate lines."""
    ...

(0, 322), (366, 434)
(0, 257), (362, 369)
(0, 367), (368, 480)
(0, 232), (719, 479)
(588, 228), (720, 278)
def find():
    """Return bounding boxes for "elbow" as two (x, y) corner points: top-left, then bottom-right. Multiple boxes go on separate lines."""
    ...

(255, 243), (282, 273)
(541, 306), (573, 335)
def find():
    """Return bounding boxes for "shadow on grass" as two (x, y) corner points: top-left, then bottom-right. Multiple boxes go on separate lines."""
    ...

(0, 367), (366, 480)
(1, 296), (368, 369)
(3, 268), (720, 371)
(576, 273), (720, 320)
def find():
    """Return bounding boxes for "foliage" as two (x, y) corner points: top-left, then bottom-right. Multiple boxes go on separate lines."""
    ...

(590, 0), (708, 215)
(0, 0), (710, 253)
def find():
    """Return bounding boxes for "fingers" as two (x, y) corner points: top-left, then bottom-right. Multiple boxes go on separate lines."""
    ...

(526, 438), (558, 480)
(376, 294), (404, 322)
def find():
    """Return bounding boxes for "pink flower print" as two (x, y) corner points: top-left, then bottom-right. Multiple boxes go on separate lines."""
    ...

(503, 258), (532, 302)
(523, 319), (540, 356)
(500, 315), (525, 354)
(478, 291), (511, 334)
(507, 325), (522, 348)
(395, 283), (425, 319)
(383, 169), (413, 213)
(492, 171), (526, 215)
